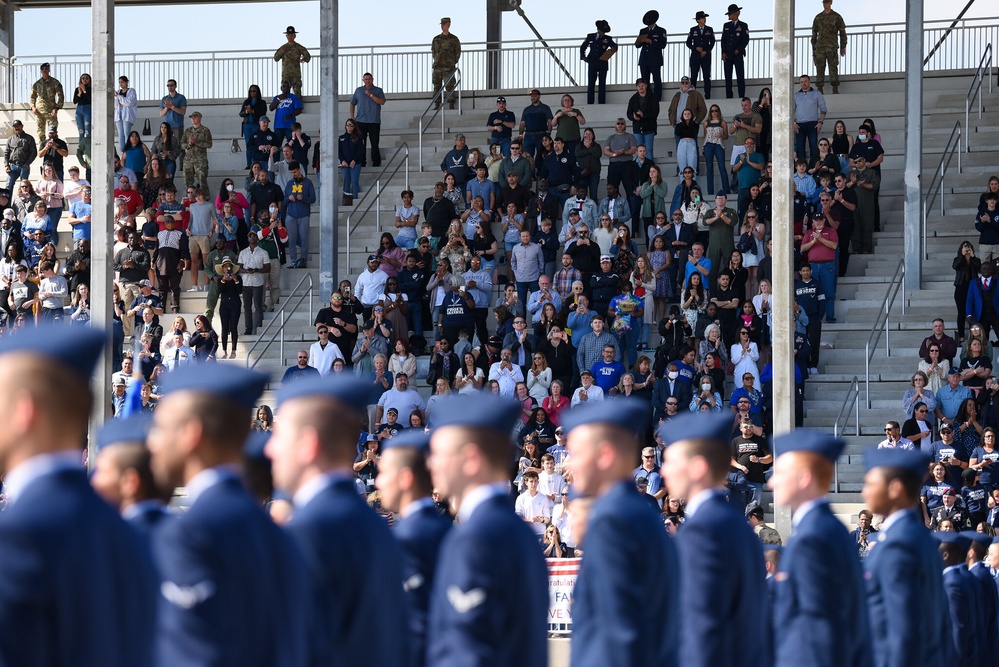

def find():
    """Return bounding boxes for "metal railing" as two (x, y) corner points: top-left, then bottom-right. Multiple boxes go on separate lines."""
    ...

(966, 43), (994, 135)
(864, 259), (906, 407)
(244, 272), (314, 370)
(418, 69), (462, 173)
(343, 142), (411, 277)
(922, 121), (963, 259)
(5, 18), (999, 101)
(831, 377), (862, 494)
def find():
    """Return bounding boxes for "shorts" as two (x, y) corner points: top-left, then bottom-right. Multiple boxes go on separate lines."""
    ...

(188, 234), (211, 258)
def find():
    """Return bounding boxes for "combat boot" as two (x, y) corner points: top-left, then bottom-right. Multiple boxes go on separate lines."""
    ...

(832, 85), (839, 94)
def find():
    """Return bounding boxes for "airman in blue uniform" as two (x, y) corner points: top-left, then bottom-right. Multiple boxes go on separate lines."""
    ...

(268, 373), (410, 666)
(686, 11), (716, 99)
(659, 411), (770, 667)
(563, 398), (678, 667)
(720, 4), (750, 98)
(426, 393), (549, 667)
(0, 326), (158, 667)
(148, 364), (313, 667)
(964, 531), (999, 664)
(862, 447), (953, 667)
(580, 20), (617, 105)
(635, 10), (668, 101)
(769, 429), (870, 667)
(92, 413), (172, 540)
(934, 531), (982, 666)
(376, 429), (453, 667)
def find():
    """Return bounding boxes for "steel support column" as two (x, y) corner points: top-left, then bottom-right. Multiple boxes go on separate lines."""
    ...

(318, 0), (338, 302)
(905, 0), (924, 289)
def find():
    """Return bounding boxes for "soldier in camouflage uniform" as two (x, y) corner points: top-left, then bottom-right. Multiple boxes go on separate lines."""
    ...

(811, 0), (848, 93)
(181, 112), (213, 193)
(431, 17), (461, 109)
(274, 26), (312, 98)
(29, 63), (64, 144)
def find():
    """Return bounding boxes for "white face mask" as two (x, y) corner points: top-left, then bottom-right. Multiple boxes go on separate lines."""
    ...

(668, 371), (679, 380)
(226, 184), (234, 192)
(857, 134), (867, 142)
(702, 383), (713, 391)
(269, 206), (277, 214)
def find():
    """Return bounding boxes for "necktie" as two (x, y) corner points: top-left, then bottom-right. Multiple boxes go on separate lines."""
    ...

(443, 356), (450, 375)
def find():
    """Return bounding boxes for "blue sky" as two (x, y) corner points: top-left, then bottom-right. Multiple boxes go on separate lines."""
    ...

(10, 0), (995, 56)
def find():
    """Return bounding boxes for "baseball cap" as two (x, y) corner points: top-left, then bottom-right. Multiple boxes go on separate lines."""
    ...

(496, 96), (506, 103)
(367, 254), (380, 262)
(681, 76), (691, 83)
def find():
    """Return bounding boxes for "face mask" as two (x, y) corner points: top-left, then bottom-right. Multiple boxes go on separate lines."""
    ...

(858, 134), (867, 142)
(269, 206), (277, 214)
(226, 184), (234, 192)
(668, 371), (679, 380)
(702, 383), (713, 391)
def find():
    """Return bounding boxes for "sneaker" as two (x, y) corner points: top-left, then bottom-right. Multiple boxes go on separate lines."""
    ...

(809, 367), (819, 375)
(186, 286), (201, 292)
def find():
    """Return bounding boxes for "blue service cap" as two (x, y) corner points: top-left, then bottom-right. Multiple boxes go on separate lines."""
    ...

(862, 447), (931, 475)
(159, 363), (268, 410)
(656, 410), (733, 446)
(561, 397), (650, 437)
(773, 428), (845, 463)
(0, 324), (105, 381)
(961, 530), (994, 547)
(381, 429), (430, 453)
(96, 413), (151, 450)
(275, 373), (375, 413)
(431, 393), (521, 436)
(243, 430), (271, 461)
(932, 531), (973, 549)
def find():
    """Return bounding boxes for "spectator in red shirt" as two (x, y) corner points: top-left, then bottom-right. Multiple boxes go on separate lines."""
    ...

(800, 203), (839, 323)
(113, 174), (144, 217)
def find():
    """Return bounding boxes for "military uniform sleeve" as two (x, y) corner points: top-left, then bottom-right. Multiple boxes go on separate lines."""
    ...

(677, 518), (733, 666)
(875, 540), (931, 666)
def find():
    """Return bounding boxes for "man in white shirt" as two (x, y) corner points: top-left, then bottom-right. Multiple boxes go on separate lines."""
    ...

(63, 165), (91, 206)
(163, 332), (194, 370)
(537, 454), (567, 502)
(355, 255), (389, 316)
(308, 326), (345, 376)
(375, 373), (426, 430)
(488, 348), (524, 397)
(515, 471), (554, 537)
(267, 144), (295, 193)
(237, 231), (271, 335)
(570, 370), (605, 407)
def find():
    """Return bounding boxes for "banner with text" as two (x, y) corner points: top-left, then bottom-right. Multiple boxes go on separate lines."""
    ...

(547, 558), (580, 634)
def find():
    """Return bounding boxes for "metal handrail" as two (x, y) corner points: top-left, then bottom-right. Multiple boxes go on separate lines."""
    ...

(864, 259), (906, 407)
(244, 272), (314, 370)
(922, 121), (963, 260)
(966, 43), (993, 139)
(831, 376), (862, 493)
(418, 68), (462, 173)
(344, 142), (411, 276)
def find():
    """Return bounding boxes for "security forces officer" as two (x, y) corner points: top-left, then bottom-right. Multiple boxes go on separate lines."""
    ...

(148, 364), (312, 667)
(964, 531), (999, 663)
(0, 326), (157, 667)
(659, 411), (771, 667)
(92, 414), (172, 540)
(686, 12), (716, 99)
(861, 447), (952, 666)
(635, 10), (668, 101)
(811, 0), (848, 93)
(580, 20), (617, 106)
(29, 62), (64, 144)
(720, 4), (750, 99)
(769, 429), (869, 667)
(564, 398), (678, 667)
(268, 373), (410, 667)
(426, 393), (548, 667)
(432, 17), (462, 109)
(376, 429), (453, 667)
(934, 531), (982, 666)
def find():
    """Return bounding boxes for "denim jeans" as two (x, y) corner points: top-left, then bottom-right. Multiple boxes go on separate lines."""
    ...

(810, 260), (837, 321)
(633, 132), (656, 161)
(406, 300), (424, 336)
(5, 163), (29, 192)
(618, 326), (640, 369)
(115, 120), (133, 151)
(676, 139), (698, 176)
(285, 215), (310, 264)
(702, 142), (729, 197)
(497, 137), (511, 157)
(75, 105), (92, 142)
(242, 123), (256, 168)
(746, 481), (764, 508)
(516, 280), (538, 309)
(795, 120), (819, 165)
(341, 164), (362, 197)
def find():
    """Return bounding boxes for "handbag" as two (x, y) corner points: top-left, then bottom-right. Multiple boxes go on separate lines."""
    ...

(141, 118), (151, 136)
(737, 232), (754, 255)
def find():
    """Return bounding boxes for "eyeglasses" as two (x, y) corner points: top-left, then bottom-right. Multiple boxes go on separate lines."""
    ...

(510, 146), (521, 151)
(615, 122), (625, 126)
(331, 297), (342, 301)
(666, 401), (678, 405)
(916, 409), (928, 413)
(373, 308), (383, 313)
(642, 455), (654, 459)
(318, 330), (329, 335)
(743, 376), (753, 380)
(884, 427), (896, 432)
(740, 331), (749, 335)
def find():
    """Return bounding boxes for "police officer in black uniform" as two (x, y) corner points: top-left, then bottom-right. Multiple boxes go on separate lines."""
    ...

(581, 20), (617, 106)
(686, 11), (716, 99)
(721, 4), (750, 99)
